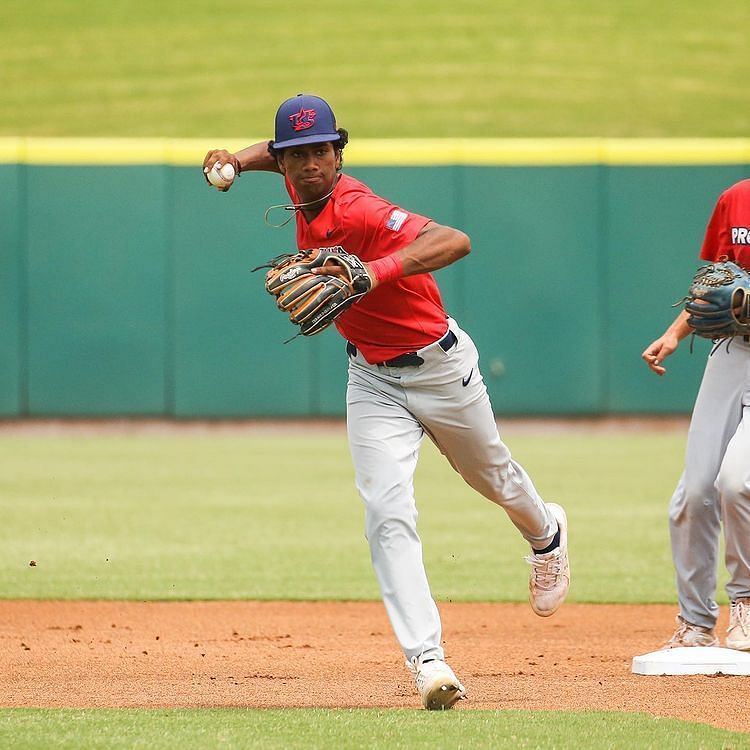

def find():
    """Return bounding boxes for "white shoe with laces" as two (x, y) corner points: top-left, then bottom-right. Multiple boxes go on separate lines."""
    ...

(406, 656), (466, 710)
(664, 615), (718, 648)
(726, 599), (750, 651)
(525, 503), (570, 617)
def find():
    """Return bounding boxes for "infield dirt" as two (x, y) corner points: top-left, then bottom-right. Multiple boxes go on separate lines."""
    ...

(1, 600), (747, 732)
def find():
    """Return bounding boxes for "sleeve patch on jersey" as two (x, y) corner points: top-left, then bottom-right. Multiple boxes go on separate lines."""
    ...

(385, 209), (408, 232)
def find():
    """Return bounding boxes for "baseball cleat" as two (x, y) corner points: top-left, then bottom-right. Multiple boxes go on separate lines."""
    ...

(726, 599), (750, 651)
(526, 502), (570, 617)
(664, 615), (718, 648)
(407, 656), (466, 710)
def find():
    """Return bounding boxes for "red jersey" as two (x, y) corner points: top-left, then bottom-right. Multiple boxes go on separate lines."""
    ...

(700, 179), (750, 269)
(287, 173), (449, 363)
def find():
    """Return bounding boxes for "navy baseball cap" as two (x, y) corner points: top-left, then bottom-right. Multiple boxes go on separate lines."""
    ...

(271, 94), (340, 150)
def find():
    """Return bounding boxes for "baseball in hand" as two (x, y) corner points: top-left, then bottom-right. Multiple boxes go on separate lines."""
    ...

(207, 161), (236, 188)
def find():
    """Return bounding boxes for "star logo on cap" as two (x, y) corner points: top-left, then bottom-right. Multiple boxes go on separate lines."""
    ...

(289, 107), (316, 132)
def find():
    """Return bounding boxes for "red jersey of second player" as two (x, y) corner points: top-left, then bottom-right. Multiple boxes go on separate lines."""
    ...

(287, 173), (449, 363)
(700, 179), (750, 268)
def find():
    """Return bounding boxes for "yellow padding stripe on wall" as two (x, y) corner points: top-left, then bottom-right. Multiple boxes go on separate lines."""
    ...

(1, 137), (749, 166)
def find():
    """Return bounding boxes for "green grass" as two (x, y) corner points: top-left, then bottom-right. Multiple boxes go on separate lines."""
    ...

(1, 0), (748, 137)
(0, 708), (748, 750)
(0, 428), (706, 603)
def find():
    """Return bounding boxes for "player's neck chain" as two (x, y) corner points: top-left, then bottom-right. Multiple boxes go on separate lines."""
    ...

(264, 175), (340, 228)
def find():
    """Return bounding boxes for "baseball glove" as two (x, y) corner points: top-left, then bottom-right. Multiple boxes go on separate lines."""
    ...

(683, 260), (750, 340)
(254, 246), (372, 337)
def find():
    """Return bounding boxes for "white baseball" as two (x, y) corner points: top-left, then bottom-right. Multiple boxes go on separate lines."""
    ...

(207, 161), (236, 188)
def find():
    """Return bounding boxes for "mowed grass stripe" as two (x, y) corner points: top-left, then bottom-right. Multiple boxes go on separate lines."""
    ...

(0, 430), (694, 603)
(0, 708), (747, 750)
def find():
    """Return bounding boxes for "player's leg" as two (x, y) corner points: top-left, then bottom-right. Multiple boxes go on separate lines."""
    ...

(717, 344), (750, 649)
(668, 344), (746, 637)
(404, 322), (567, 615)
(721, 408), (750, 600)
(406, 323), (556, 546)
(667, 469), (721, 641)
(346, 363), (443, 663)
(347, 362), (466, 708)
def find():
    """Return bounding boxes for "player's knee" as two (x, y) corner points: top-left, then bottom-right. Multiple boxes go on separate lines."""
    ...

(672, 478), (719, 520)
(365, 515), (419, 555)
(715, 468), (750, 500)
(362, 487), (417, 539)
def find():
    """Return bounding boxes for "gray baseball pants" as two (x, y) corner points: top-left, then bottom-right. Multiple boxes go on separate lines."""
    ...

(345, 318), (558, 661)
(669, 337), (750, 629)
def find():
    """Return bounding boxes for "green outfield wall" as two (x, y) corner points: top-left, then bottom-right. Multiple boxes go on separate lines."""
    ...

(1, 138), (749, 417)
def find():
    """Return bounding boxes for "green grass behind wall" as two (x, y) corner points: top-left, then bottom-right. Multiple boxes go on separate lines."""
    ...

(1, 0), (748, 138)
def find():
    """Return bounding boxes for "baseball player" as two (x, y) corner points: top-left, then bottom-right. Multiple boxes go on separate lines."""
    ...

(204, 94), (570, 709)
(642, 178), (750, 651)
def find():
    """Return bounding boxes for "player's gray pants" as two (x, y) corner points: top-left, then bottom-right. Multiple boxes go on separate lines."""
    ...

(346, 318), (557, 662)
(669, 337), (750, 629)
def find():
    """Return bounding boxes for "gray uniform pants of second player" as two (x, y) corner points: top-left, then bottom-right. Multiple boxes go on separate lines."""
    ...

(670, 337), (750, 629)
(346, 318), (558, 662)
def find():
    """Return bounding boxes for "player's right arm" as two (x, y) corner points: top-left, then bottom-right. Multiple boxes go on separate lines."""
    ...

(202, 142), (281, 190)
(641, 309), (692, 376)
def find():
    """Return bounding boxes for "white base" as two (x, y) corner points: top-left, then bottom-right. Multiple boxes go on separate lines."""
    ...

(632, 646), (750, 676)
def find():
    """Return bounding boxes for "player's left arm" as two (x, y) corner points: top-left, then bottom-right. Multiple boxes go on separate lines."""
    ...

(396, 222), (471, 275)
(311, 222), (470, 290)
(364, 222), (470, 288)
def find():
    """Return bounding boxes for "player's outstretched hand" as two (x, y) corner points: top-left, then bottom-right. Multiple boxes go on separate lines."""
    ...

(642, 334), (679, 376)
(202, 149), (241, 191)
